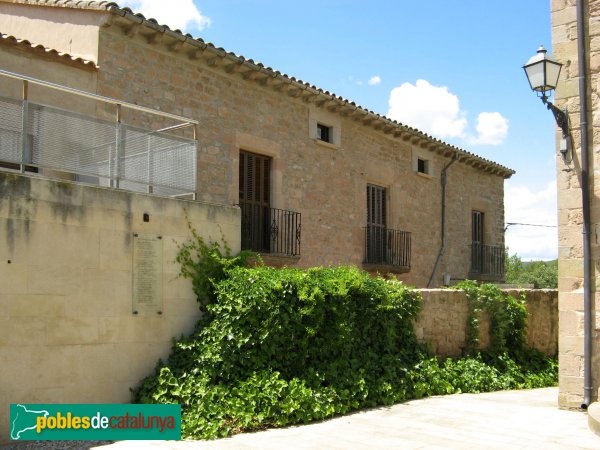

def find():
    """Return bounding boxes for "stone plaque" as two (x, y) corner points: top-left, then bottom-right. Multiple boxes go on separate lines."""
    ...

(132, 233), (163, 315)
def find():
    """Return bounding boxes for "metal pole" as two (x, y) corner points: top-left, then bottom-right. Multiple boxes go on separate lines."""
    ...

(428, 154), (457, 287)
(115, 104), (122, 189)
(576, 0), (593, 409)
(0, 68), (198, 125)
(20, 80), (29, 173)
(147, 136), (153, 194)
(193, 123), (200, 200)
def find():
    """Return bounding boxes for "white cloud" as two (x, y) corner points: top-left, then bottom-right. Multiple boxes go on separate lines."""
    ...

(119, 0), (210, 32)
(386, 79), (508, 145)
(368, 75), (381, 86)
(468, 112), (509, 146)
(387, 79), (467, 138)
(505, 181), (558, 260)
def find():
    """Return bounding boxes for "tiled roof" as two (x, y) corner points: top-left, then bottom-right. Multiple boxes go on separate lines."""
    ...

(2, 0), (514, 178)
(0, 32), (97, 68)
(3, 0), (117, 9)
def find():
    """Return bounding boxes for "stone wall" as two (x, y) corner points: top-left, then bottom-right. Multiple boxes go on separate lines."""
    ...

(91, 24), (507, 288)
(0, 4), (511, 287)
(0, 172), (240, 441)
(552, 0), (600, 408)
(415, 289), (558, 357)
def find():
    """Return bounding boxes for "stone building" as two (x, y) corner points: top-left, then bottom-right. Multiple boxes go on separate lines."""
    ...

(0, 0), (513, 288)
(551, 0), (600, 409)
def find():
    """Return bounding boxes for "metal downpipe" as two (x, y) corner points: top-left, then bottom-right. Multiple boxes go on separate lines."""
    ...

(576, 0), (593, 409)
(427, 155), (457, 288)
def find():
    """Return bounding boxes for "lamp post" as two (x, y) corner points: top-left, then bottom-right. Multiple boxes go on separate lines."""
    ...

(523, 46), (571, 162)
(523, 42), (593, 409)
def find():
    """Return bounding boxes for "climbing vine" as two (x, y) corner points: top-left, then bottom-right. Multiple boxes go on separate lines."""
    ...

(174, 217), (259, 311)
(132, 232), (556, 440)
(456, 280), (527, 355)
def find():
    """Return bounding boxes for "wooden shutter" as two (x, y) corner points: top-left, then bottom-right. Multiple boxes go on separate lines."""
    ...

(471, 211), (484, 273)
(472, 211), (484, 245)
(239, 151), (271, 252)
(367, 184), (386, 227)
(239, 151), (270, 207)
(366, 184), (387, 264)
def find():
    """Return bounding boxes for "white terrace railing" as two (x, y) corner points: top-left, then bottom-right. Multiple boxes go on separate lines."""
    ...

(0, 69), (199, 198)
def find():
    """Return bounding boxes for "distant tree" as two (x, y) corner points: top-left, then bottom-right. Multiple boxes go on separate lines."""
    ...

(505, 253), (557, 289)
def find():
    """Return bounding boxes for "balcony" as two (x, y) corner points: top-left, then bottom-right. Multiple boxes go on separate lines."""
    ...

(469, 243), (505, 282)
(363, 225), (411, 273)
(0, 69), (198, 197)
(240, 204), (301, 257)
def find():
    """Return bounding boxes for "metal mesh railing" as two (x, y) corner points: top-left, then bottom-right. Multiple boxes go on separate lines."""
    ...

(119, 124), (196, 192)
(29, 103), (116, 178)
(0, 97), (23, 164)
(0, 69), (198, 197)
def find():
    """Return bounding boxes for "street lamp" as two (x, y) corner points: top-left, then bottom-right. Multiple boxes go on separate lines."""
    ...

(524, 36), (593, 409)
(523, 46), (571, 162)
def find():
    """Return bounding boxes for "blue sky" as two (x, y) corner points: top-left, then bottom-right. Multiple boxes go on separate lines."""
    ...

(122, 0), (558, 260)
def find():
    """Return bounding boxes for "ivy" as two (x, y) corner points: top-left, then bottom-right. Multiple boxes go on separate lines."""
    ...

(132, 235), (557, 440)
(456, 280), (528, 355)
(174, 218), (259, 311)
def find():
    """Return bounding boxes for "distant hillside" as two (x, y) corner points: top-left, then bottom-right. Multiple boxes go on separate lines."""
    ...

(505, 255), (557, 289)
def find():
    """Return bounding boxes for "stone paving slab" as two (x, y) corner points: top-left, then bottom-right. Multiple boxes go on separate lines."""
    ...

(5, 388), (597, 450)
(91, 388), (599, 450)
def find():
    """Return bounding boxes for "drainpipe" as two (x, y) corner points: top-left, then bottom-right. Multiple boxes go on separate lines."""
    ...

(576, 0), (593, 409)
(427, 154), (457, 288)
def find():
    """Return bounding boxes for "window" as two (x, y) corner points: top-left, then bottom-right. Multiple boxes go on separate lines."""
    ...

(472, 211), (484, 245)
(239, 151), (271, 253)
(471, 210), (484, 273)
(412, 151), (433, 176)
(309, 108), (340, 148)
(367, 184), (387, 229)
(316, 123), (332, 143)
(365, 184), (387, 264)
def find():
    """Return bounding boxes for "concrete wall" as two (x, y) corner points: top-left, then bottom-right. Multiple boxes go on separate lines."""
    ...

(0, 172), (240, 441)
(415, 289), (558, 357)
(551, 0), (600, 408)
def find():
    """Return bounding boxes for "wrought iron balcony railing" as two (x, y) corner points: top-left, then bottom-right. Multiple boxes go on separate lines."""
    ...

(0, 69), (198, 197)
(240, 204), (301, 256)
(470, 243), (505, 280)
(363, 225), (411, 269)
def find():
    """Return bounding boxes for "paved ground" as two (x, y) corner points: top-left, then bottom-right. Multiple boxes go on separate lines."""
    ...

(88, 387), (599, 450)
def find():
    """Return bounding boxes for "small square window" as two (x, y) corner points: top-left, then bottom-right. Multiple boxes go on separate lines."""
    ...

(417, 158), (429, 174)
(317, 123), (332, 143)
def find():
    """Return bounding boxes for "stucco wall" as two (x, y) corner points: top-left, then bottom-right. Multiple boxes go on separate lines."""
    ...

(0, 2), (105, 62)
(416, 289), (558, 357)
(0, 172), (240, 441)
(92, 24), (507, 288)
(552, 0), (600, 408)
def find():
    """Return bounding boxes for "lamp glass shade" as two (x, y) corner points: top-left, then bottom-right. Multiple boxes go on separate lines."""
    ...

(523, 46), (562, 94)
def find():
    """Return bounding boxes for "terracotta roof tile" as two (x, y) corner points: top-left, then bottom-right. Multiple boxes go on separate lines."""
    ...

(4, 0), (117, 9)
(0, 32), (98, 68)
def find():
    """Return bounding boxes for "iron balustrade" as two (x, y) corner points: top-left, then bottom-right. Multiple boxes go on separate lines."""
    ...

(240, 204), (301, 256)
(0, 69), (199, 197)
(470, 243), (505, 279)
(363, 225), (411, 268)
